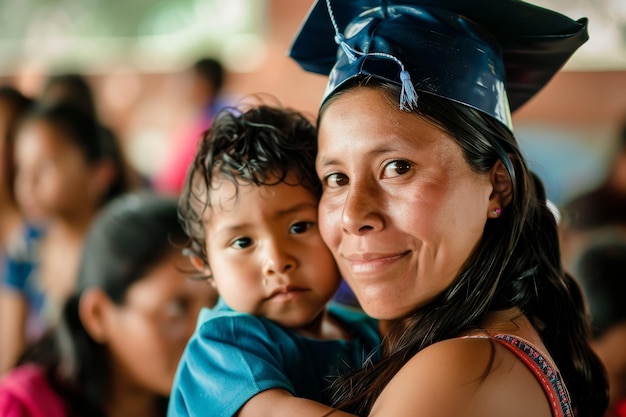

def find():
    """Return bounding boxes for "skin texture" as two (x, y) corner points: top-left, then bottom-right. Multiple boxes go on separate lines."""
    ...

(316, 88), (494, 320)
(202, 175), (342, 334)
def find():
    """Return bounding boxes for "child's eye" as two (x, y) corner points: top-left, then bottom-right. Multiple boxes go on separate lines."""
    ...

(290, 221), (313, 234)
(324, 173), (349, 188)
(382, 160), (412, 178)
(230, 237), (253, 249)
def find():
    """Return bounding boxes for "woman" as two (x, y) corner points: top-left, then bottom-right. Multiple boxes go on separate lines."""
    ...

(1, 103), (132, 372)
(0, 191), (218, 416)
(289, 1), (609, 416)
(0, 86), (33, 373)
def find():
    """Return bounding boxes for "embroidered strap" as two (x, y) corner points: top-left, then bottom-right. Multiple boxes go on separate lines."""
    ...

(493, 334), (573, 417)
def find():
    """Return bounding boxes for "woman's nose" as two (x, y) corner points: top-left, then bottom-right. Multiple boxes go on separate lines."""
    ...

(341, 181), (384, 234)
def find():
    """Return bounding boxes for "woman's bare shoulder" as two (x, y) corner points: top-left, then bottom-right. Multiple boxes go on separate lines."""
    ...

(369, 337), (552, 417)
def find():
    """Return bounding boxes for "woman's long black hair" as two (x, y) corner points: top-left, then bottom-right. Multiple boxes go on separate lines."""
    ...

(19, 191), (187, 416)
(321, 79), (609, 417)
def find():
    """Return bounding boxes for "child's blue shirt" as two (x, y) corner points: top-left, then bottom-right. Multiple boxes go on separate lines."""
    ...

(167, 297), (381, 417)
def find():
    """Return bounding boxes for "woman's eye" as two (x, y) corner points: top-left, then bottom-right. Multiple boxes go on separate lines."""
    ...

(324, 173), (349, 188)
(382, 160), (412, 178)
(290, 221), (313, 234)
(230, 237), (253, 249)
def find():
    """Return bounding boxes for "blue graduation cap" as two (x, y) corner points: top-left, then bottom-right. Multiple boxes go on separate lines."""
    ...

(289, 0), (588, 130)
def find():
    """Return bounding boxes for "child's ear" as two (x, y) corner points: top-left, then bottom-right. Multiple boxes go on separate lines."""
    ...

(488, 160), (513, 217)
(186, 252), (216, 288)
(78, 288), (112, 343)
(188, 253), (206, 272)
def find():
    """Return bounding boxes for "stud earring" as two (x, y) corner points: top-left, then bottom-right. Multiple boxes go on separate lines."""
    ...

(492, 208), (502, 217)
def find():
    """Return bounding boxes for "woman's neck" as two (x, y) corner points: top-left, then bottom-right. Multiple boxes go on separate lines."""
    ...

(46, 210), (96, 238)
(106, 373), (163, 417)
(106, 389), (162, 417)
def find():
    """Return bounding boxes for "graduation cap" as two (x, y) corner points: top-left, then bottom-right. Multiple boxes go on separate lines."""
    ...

(289, 0), (588, 130)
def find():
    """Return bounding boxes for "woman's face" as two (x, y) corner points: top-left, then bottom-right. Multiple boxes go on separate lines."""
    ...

(13, 119), (97, 222)
(101, 251), (218, 396)
(316, 87), (494, 320)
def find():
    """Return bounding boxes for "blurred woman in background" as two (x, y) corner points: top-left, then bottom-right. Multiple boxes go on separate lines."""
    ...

(0, 191), (218, 416)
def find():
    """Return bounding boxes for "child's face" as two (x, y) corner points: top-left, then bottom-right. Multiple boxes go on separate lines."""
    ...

(13, 119), (99, 222)
(101, 251), (218, 396)
(203, 173), (341, 329)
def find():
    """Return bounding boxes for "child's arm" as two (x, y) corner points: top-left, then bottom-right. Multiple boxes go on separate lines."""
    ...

(237, 388), (356, 417)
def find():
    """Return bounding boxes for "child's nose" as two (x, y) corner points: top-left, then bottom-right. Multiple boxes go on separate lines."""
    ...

(262, 243), (296, 276)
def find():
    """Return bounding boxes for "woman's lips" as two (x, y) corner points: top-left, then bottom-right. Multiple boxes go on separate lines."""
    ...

(343, 251), (410, 274)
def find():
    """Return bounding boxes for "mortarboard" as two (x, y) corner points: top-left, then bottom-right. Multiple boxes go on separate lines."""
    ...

(289, 0), (588, 130)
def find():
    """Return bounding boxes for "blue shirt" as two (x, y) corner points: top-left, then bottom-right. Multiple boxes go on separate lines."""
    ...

(168, 298), (381, 417)
(1, 224), (46, 341)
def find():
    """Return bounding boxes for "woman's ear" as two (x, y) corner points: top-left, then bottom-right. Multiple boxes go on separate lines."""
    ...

(78, 288), (112, 343)
(488, 160), (513, 217)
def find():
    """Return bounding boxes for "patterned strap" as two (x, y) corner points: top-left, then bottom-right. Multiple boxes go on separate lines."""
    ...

(492, 334), (573, 417)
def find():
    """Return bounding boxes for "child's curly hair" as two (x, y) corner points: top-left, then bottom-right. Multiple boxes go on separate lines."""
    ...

(178, 104), (319, 271)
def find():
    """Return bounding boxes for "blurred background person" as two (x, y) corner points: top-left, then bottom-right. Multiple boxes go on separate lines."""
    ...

(0, 85), (35, 374)
(572, 230), (626, 416)
(560, 120), (626, 267)
(0, 85), (33, 373)
(0, 103), (132, 374)
(0, 191), (218, 416)
(38, 72), (149, 190)
(39, 73), (98, 117)
(152, 57), (228, 195)
(0, 86), (33, 256)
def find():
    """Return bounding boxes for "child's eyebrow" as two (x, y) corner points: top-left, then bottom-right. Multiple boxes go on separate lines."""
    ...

(215, 223), (250, 235)
(274, 202), (318, 218)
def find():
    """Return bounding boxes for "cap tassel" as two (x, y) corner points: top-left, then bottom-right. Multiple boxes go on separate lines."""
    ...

(326, 0), (417, 111)
(399, 70), (418, 111)
(334, 33), (357, 63)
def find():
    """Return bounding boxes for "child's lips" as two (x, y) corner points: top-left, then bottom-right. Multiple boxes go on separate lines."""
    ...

(266, 285), (308, 301)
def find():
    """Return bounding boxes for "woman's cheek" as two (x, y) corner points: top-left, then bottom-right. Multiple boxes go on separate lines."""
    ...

(318, 195), (341, 250)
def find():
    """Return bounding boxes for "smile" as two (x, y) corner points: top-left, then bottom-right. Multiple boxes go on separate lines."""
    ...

(344, 252), (410, 274)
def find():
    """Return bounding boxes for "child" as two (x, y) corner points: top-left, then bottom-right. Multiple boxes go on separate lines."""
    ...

(0, 191), (218, 417)
(169, 104), (381, 417)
